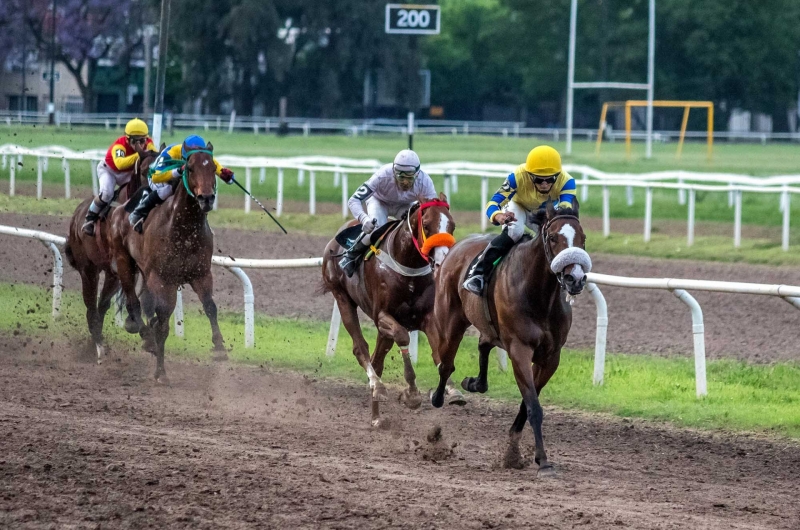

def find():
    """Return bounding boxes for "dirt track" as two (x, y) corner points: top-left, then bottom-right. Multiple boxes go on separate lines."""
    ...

(2, 212), (800, 362)
(1, 333), (799, 529)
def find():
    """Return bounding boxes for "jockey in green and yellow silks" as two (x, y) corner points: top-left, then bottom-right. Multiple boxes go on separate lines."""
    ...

(463, 145), (576, 295)
(127, 135), (235, 233)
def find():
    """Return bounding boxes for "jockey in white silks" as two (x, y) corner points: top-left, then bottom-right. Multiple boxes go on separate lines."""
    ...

(339, 149), (437, 277)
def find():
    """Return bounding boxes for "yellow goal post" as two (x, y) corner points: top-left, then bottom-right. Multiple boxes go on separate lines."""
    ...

(595, 100), (714, 160)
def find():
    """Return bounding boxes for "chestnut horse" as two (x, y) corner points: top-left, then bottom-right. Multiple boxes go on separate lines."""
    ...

(64, 149), (159, 362)
(427, 203), (591, 475)
(108, 140), (226, 383)
(321, 193), (462, 427)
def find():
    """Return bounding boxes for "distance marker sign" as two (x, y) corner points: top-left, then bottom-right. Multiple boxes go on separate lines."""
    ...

(385, 4), (441, 35)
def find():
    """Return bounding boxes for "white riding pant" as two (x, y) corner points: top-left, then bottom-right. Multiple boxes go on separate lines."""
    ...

(504, 200), (540, 242)
(96, 161), (133, 204)
(149, 180), (174, 201)
(360, 196), (407, 243)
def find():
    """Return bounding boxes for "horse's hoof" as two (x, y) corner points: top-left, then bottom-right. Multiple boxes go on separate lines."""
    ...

(446, 388), (467, 406)
(372, 383), (389, 402)
(429, 389), (445, 409)
(371, 417), (390, 430)
(124, 318), (140, 334)
(461, 377), (488, 394)
(155, 374), (170, 386)
(142, 339), (157, 355)
(95, 343), (105, 365)
(537, 463), (557, 478)
(400, 388), (423, 410)
(211, 351), (228, 362)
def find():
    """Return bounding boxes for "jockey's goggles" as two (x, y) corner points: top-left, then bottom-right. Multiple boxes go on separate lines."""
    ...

(531, 172), (559, 185)
(394, 166), (419, 182)
(128, 136), (147, 145)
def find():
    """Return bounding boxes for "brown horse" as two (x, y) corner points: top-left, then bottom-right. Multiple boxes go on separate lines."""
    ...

(108, 140), (226, 383)
(64, 149), (159, 362)
(321, 193), (463, 427)
(427, 202), (591, 475)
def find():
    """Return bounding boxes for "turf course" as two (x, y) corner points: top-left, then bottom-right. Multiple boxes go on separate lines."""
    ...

(2, 281), (799, 439)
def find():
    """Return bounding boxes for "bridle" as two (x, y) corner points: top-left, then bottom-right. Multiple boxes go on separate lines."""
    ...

(540, 214), (583, 289)
(179, 149), (217, 198)
(405, 199), (455, 262)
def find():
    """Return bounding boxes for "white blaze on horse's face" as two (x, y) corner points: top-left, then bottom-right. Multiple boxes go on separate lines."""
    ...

(558, 223), (576, 248)
(432, 212), (451, 267)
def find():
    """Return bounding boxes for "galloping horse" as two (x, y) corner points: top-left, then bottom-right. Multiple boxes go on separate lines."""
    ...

(322, 193), (463, 427)
(108, 140), (226, 383)
(65, 148), (159, 362)
(428, 202), (591, 475)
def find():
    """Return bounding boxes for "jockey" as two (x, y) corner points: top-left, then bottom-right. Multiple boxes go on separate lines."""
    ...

(339, 149), (437, 277)
(462, 145), (577, 295)
(81, 118), (155, 236)
(128, 134), (235, 233)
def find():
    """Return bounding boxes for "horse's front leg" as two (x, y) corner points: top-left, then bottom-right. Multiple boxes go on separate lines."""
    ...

(462, 338), (493, 394)
(333, 294), (387, 410)
(375, 311), (421, 411)
(94, 272), (121, 363)
(147, 279), (177, 384)
(507, 340), (554, 477)
(189, 273), (226, 359)
(369, 333), (396, 428)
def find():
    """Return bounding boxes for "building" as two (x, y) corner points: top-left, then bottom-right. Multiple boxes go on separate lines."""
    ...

(1, 50), (86, 113)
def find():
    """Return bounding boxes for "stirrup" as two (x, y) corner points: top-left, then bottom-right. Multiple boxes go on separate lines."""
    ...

(339, 255), (358, 277)
(131, 216), (145, 234)
(462, 275), (484, 295)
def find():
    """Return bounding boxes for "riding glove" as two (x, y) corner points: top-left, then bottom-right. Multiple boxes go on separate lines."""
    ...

(220, 168), (235, 184)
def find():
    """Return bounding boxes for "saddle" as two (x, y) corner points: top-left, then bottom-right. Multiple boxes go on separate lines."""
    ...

(334, 220), (400, 257)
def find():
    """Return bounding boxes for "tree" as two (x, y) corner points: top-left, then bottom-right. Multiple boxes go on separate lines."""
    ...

(14, 0), (145, 112)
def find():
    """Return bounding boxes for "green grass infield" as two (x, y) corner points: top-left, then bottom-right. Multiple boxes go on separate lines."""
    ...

(2, 281), (799, 438)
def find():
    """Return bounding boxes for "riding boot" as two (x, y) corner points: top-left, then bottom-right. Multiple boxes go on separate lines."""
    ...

(339, 239), (371, 278)
(128, 191), (165, 234)
(462, 231), (516, 295)
(81, 197), (108, 236)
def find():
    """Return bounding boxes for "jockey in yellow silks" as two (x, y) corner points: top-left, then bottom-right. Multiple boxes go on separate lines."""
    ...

(127, 135), (235, 233)
(463, 145), (577, 295)
(81, 118), (155, 236)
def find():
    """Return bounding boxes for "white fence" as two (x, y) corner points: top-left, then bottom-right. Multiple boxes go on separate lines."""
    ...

(4, 224), (800, 397)
(3, 144), (800, 250)
(5, 110), (800, 144)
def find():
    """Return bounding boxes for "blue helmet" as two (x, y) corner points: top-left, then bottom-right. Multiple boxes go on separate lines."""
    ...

(181, 135), (207, 158)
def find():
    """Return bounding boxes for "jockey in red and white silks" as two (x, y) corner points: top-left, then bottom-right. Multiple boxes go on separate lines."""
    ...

(339, 149), (438, 277)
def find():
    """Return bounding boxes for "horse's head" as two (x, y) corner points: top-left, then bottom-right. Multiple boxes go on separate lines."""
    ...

(408, 191), (456, 269)
(537, 200), (591, 296)
(182, 140), (217, 212)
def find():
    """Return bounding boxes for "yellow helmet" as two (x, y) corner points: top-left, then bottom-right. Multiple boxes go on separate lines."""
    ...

(524, 145), (561, 176)
(124, 118), (149, 137)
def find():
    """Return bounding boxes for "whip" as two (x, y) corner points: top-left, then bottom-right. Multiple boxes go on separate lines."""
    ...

(232, 179), (287, 234)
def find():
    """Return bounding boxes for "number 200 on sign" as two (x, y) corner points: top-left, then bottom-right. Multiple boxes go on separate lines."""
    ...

(385, 4), (441, 34)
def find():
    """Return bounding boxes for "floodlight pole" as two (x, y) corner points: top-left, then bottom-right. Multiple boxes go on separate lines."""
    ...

(565, 0), (578, 155)
(152, 0), (171, 147)
(645, 0), (655, 159)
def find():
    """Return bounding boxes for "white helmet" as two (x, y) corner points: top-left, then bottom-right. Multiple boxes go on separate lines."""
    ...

(393, 149), (420, 175)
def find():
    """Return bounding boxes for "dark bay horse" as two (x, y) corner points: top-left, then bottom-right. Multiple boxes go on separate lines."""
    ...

(108, 140), (226, 383)
(427, 203), (591, 475)
(321, 193), (462, 427)
(65, 149), (159, 362)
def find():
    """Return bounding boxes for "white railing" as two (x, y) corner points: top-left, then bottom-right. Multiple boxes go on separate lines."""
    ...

(0, 224), (320, 349)
(586, 272), (800, 397)
(3, 144), (800, 249)
(5, 224), (800, 398)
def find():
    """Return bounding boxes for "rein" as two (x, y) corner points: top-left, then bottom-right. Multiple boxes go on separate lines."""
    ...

(147, 148), (216, 199)
(407, 199), (454, 261)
